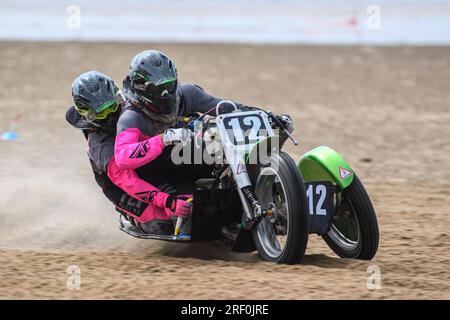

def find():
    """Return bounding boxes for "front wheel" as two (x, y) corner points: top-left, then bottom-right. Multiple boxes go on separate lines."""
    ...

(250, 151), (309, 264)
(323, 175), (379, 260)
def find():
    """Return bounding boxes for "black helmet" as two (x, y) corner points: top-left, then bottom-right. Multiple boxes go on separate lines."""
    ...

(129, 50), (178, 115)
(72, 71), (120, 131)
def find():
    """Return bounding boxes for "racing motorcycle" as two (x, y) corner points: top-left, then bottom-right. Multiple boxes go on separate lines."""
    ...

(119, 101), (379, 263)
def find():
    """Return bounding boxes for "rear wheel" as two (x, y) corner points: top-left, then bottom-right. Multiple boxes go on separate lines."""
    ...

(323, 175), (379, 259)
(250, 151), (309, 264)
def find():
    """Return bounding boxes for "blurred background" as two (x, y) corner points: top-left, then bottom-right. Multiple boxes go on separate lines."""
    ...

(1, 0), (450, 44)
(0, 0), (449, 299)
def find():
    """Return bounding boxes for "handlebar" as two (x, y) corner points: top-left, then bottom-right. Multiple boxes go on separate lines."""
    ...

(266, 111), (299, 146)
(183, 105), (299, 146)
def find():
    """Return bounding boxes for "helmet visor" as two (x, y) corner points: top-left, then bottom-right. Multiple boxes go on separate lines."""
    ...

(143, 79), (177, 99)
(75, 99), (119, 122)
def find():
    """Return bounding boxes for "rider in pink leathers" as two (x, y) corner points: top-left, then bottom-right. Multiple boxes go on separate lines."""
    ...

(108, 50), (268, 235)
(109, 50), (294, 236)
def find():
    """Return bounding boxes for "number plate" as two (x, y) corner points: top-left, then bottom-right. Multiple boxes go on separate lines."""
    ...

(305, 181), (335, 234)
(217, 111), (274, 146)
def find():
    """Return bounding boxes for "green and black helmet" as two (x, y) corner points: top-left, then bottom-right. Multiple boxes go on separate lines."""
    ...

(72, 71), (120, 129)
(129, 50), (178, 115)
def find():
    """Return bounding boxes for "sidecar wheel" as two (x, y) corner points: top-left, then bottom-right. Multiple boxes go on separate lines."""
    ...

(323, 175), (379, 260)
(250, 151), (309, 264)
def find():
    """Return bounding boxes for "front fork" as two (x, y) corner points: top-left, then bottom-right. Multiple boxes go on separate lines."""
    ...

(238, 186), (274, 230)
(227, 152), (273, 230)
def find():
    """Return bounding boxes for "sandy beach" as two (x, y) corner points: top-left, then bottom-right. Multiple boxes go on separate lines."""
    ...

(0, 42), (449, 299)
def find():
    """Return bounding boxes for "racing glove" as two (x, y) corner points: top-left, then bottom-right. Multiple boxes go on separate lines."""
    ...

(162, 128), (192, 146)
(164, 195), (193, 218)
